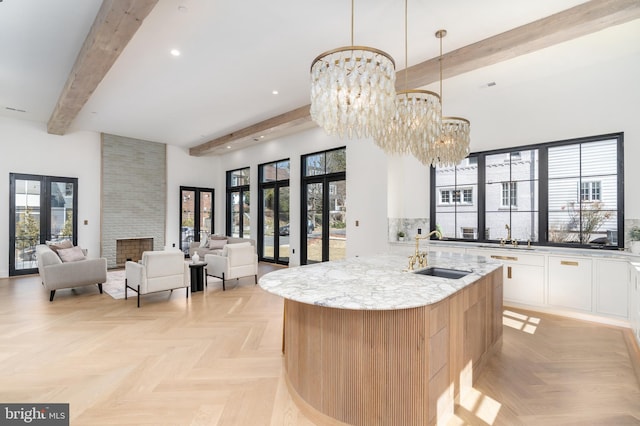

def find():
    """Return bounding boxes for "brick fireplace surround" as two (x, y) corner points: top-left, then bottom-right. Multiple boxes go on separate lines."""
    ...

(116, 238), (153, 267)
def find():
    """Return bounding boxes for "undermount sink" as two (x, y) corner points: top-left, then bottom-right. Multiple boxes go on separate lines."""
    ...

(413, 267), (472, 279)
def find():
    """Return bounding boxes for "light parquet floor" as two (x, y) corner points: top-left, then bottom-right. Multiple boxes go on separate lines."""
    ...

(0, 264), (638, 425)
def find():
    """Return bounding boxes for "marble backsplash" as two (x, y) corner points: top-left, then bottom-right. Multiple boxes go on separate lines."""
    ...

(388, 218), (429, 242)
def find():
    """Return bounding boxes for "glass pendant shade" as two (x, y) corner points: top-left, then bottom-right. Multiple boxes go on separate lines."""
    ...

(375, 90), (442, 156)
(430, 116), (471, 167)
(310, 46), (397, 139)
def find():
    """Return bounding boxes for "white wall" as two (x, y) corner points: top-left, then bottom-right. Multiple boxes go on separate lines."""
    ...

(0, 117), (102, 277)
(165, 145), (220, 249)
(216, 127), (389, 265)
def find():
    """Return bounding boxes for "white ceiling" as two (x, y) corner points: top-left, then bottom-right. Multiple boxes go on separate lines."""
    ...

(1, 0), (637, 153)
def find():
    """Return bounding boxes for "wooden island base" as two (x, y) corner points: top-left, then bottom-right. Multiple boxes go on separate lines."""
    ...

(283, 268), (503, 426)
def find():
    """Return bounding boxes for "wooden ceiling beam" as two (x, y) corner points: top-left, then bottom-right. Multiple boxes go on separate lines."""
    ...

(47, 0), (158, 135)
(190, 0), (640, 156)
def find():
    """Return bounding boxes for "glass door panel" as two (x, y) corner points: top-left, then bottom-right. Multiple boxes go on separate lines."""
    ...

(181, 189), (196, 254)
(278, 186), (290, 263)
(306, 182), (323, 263)
(199, 190), (213, 237)
(242, 190), (251, 237)
(262, 188), (275, 261)
(50, 181), (74, 241)
(328, 180), (346, 261)
(13, 178), (41, 273)
(231, 190), (241, 237)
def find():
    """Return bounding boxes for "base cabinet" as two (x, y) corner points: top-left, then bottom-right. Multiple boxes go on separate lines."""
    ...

(595, 259), (628, 318)
(630, 264), (640, 346)
(468, 250), (544, 306)
(548, 256), (592, 311)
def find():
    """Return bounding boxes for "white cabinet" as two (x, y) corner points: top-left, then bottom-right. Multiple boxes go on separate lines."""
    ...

(594, 258), (628, 319)
(630, 264), (640, 346)
(468, 249), (545, 306)
(548, 255), (592, 311)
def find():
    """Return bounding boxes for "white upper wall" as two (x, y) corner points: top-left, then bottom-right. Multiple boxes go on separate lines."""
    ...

(1, 21), (639, 276)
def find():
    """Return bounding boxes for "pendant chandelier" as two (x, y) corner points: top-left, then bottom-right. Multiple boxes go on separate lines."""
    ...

(428, 29), (471, 167)
(374, 0), (441, 156)
(310, 0), (397, 139)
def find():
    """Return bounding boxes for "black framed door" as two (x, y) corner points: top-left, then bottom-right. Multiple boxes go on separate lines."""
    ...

(180, 186), (214, 256)
(9, 173), (78, 276)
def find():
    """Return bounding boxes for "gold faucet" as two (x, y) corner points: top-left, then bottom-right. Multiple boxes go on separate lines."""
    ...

(505, 223), (511, 241)
(408, 230), (442, 270)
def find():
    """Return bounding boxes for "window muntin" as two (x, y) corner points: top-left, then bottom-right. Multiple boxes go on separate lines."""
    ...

(430, 133), (622, 248)
(304, 147), (346, 177)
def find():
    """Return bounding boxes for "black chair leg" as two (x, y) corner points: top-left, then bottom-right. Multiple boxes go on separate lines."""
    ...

(98, 283), (103, 294)
(137, 285), (141, 308)
(222, 272), (226, 291)
(125, 278), (128, 300)
(254, 275), (258, 285)
(49, 290), (56, 302)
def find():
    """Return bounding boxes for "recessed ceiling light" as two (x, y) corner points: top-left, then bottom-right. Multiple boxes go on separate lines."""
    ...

(170, 49), (181, 57)
(178, 5), (188, 13)
(487, 81), (496, 87)
(272, 90), (279, 95)
(227, 146), (232, 149)
(260, 135), (264, 139)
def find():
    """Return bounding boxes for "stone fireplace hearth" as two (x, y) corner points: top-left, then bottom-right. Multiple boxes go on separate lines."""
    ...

(116, 238), (153, 267)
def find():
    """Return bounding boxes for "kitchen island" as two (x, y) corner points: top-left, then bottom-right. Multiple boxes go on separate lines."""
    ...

(260, 252), (503, 426)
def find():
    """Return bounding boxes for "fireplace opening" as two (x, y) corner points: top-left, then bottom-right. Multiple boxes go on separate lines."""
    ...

(116, 238), (153, 267)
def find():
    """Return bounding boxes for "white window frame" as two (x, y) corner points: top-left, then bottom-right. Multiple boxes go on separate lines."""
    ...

(580, 180), (601, 202)
(501, 182), (517, 208)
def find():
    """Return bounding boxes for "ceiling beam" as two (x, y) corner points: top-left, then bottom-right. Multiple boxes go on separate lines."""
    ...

(190, 0), (640, 156)
(47, 0), (158, 135)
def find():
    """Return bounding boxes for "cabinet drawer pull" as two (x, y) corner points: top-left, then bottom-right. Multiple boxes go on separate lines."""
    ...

(491, 255), (518, 261)
(507, 266), (512, 279)
(560, 260), (579, 266)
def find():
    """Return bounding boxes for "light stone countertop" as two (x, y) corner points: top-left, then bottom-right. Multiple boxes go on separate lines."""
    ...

(393, 240), (640, 260)
(259, 251), (502, 310)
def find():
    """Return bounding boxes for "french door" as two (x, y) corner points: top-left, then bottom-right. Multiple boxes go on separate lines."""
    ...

(9, 173), (78, 276)
(180, 187), (214, 256)
(302, 179), (347, 264)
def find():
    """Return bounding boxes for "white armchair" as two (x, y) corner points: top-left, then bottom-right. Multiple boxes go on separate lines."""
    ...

(125, 250), (189, 307)
(204, 242), (258, 291)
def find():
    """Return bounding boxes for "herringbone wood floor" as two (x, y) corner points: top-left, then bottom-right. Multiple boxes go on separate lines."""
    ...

(0, 263), (638, 425)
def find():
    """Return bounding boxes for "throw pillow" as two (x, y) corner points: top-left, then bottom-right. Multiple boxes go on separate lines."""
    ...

(208, 238), (227, 250)
(209, 235), (227, 240)
(198, 233), (209, 248)
(47, 239), (74, 254)
(221, 241), (251, 257)
(57, 246), (86, 262)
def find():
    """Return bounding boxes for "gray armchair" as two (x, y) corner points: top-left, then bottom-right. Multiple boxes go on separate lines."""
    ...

(36, 244), (107, 301)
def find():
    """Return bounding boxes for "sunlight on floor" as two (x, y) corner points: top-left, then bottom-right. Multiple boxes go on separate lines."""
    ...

(446, 361), (503, 425)
(502, 309), (540, 334)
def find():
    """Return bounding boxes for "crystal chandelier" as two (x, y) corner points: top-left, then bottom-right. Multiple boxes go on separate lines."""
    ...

(428, 29), (471, 167)
(375, 0), (441, 156)
(310, 1), (397, 139)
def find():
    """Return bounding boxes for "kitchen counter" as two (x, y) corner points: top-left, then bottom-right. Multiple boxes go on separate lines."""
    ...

(260, 252), (503, 425)
(260, 251), (501, 310)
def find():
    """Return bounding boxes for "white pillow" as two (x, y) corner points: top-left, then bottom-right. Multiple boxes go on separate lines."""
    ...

(198, 233), (209, 248)
(57, 246), (86, 262)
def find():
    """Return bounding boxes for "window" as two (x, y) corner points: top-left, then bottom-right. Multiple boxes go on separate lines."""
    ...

(226, 167), (250, 238)
(580, 181), (601, 202)
(430, 133), (623, 248)
(501, 182), (518, 208)
(432, 159), (478, 239)
(439, 188), (473, 205)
